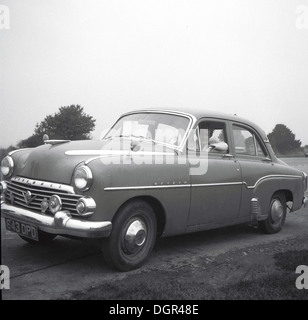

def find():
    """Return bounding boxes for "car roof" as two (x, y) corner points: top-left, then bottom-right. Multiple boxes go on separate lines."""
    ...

(124, 107), (269, 141)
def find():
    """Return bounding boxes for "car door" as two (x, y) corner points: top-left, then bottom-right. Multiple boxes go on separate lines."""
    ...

(187, 119), (242, 227)
(230, 123), (274, 219)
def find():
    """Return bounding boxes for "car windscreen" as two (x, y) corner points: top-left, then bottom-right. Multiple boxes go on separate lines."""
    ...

(104, 112), (191, 147)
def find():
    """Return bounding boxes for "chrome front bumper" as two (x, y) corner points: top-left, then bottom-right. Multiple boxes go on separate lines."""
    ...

(1, 202), (112, 238)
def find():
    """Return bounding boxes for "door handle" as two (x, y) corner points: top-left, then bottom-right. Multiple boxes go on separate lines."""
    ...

(223, 154), (234, 159)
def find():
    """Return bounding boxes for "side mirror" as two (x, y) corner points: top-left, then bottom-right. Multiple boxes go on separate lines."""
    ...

(210, 142), (229, 152)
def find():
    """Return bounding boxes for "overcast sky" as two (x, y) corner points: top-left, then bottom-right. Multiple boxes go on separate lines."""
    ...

(0, 0), (308, 148)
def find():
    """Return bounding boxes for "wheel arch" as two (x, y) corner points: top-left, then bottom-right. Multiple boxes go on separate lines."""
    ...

(273, 189), (293, 203)
(112, 195), (166, 237)
(252, 187), (293, 221)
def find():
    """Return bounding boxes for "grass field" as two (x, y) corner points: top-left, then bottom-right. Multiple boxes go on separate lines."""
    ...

(62, 236), (308, 300)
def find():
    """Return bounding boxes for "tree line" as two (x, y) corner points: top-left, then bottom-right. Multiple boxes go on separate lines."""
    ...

(0, 105), (95, 161)
(18, 104), (96, 148)
(0, 105), (307, 161)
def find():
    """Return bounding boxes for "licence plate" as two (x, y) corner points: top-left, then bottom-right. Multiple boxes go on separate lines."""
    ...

(5, 218), (39, 241)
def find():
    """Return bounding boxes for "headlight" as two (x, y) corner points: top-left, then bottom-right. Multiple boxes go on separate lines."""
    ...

(73, 165), (93, 191)
(1, 156), (14, 177)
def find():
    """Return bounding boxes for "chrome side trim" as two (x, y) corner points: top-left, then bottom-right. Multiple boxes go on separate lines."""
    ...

(191, 182), (242, 188)
(8, 148), (33, 156)
(104, 184), (190, 191)
(66, 150), (175, 156)
(83, 151), (175, 165)
(104, 175), (303, 191)
(85, 155), (116, 165)
(105, 182), (242, 191)
(244, 175), (303, 189)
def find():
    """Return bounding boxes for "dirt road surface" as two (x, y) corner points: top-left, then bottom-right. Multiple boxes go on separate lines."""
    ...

(1, 157), (307, 300)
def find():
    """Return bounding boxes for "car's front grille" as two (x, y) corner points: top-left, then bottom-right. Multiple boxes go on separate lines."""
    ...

(5, 176), (82, 215)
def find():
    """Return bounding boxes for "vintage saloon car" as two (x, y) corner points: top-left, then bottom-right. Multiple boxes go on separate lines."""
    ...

(1, 108), (307, 271)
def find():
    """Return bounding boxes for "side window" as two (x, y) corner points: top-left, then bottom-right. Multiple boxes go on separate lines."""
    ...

(233, 125), (255, 155)
(232, 125), (267, 157)
(199, 121), (228, 153)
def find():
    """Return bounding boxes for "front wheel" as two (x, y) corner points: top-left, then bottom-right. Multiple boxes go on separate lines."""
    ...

(102, 200), (157, 271)
(259, 192), (286, 234)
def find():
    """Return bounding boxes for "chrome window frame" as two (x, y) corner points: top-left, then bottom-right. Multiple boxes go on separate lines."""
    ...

(231, 122), (270, 159)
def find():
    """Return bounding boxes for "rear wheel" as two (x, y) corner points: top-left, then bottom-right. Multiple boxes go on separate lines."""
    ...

(259, 192), (286, 234)
(19, 230), (56, 244)
(102, 200), (157, 271)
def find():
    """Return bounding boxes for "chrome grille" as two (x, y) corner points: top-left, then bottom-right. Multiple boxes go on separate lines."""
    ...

(5, 177), (82, 215)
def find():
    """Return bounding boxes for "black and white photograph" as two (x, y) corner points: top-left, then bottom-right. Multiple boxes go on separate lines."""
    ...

(1, 0), (308, 303)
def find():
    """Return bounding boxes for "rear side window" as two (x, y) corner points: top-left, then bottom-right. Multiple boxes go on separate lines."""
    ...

(232, 125), (267, 157)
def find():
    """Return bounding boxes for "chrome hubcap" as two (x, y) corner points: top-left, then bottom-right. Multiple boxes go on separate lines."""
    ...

(270, 199), (283, 223)
(123, 219), (147, 254)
